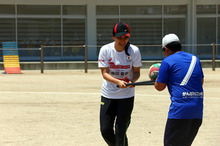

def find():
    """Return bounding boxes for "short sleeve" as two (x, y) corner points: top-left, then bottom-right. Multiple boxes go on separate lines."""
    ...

(131, 46), (142, 67)
(98, 46), (109, 68)
(157, 61), (169, 84)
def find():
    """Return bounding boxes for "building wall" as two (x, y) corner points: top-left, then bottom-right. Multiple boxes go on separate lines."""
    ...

(0, 0), (219, 61)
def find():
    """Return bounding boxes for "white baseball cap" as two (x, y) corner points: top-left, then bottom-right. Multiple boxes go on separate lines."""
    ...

(162, 33), (180, 48)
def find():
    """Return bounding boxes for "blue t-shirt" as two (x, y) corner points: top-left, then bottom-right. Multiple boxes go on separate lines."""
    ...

(157, 51), (204, 119)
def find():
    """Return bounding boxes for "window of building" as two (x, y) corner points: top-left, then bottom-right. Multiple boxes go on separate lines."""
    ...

(0, 5), (15, 14)
(164, 18), (186, 49)
(62, 5), (86, 59)
(0, 18), (16, 42)
(164, 5), (187, 15)
(96, 19), (119, 55)
(63, 19), (85, 58)
(0, 5), (87, 60)
(197, 18), (216, 56)
(17, 5), (62, 59)
(96, 6), (119, 15)
(0, 18), (16, 57)
(121, 18), (162, 59)
(120, 6), (161, 15)
(63, 5), (86, 15)
(17, 18), (61, 58)
(219, 5), (220, 14)
(96, 5), (186, 60)
(197, 5), (219, 58)
(218, 16), (220, 55)
(0, 5), (16, 57)
(17, 5), (61, 15)
(197, 5), (216, 14)
(97, 19), (118, 45)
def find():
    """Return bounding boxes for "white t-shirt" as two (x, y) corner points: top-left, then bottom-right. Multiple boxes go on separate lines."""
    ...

(98, 42), (142, 99)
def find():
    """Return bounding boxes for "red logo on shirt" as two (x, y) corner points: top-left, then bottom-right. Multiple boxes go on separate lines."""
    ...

(109, 62), (130, 69)
(118, 77), (130, 82)
(98, 59), (104, 62)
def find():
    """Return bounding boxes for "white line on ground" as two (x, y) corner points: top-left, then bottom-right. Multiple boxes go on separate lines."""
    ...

(0, 91), (100, 95)
(0, 91), (218, 99)
(0, 91), (167, 97)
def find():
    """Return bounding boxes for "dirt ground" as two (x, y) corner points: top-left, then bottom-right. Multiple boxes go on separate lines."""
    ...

(0, 68), (219, 146)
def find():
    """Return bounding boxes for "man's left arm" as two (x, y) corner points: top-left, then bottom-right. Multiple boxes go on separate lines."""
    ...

(154, 79), (167, 91)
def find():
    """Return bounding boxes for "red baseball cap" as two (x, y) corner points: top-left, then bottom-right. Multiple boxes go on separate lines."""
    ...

(112, 22), (130, 37)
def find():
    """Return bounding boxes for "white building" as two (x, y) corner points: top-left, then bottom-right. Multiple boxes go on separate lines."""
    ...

(0, 0), (219, 61)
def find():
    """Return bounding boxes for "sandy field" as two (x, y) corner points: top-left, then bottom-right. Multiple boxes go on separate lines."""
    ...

(0, 68), (219, 146)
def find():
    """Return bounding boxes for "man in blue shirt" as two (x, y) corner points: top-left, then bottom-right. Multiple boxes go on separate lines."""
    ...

(154, 34), (204, 146)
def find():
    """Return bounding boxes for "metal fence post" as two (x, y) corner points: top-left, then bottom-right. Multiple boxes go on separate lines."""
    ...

(84, 44), (88, 73)
(212, 43), (216, 71)
(40, 45), (44, 73)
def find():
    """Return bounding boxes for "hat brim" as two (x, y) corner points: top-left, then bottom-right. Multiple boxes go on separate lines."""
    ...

(115, 32), (130, 38)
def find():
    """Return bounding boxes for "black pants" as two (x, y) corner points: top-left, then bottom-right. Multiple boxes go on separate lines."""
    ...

(100, 96), (134, 146)
(164, 119), (202, 146)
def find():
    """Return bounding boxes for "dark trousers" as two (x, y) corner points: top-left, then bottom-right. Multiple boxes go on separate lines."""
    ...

(164, 119), (202, 146)
(100, 96), (134, 146)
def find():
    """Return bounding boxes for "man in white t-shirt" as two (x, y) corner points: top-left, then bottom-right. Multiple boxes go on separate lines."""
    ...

(98, 22), (142, 146)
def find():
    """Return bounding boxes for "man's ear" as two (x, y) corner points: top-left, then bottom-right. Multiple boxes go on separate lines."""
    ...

(164, 47), (168, 52)
(165, 47), (170, 53)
